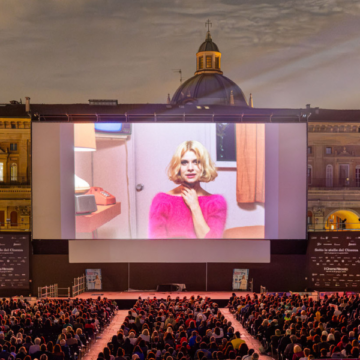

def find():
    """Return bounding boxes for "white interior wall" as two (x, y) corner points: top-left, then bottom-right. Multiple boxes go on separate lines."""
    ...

(133, 123), (264, 239)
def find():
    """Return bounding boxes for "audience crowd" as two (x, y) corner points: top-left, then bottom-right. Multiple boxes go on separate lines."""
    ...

(5, 291), (360, 360)
(229, 292), (360, 360)
(0, 297), (115, 360)
(99, 296), (258, 360)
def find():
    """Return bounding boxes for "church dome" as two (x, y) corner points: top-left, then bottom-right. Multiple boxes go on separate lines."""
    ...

(171, 26), (249, 107)
(171, 73), (248, 106)
(198, 31), (220, 52)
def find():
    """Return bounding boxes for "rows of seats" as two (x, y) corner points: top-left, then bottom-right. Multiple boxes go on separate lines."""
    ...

(229, 292), (360, 359)
(0, 297), (116, 360)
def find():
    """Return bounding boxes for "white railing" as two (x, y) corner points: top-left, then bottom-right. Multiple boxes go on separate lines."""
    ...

(72, 274), (86, 297)
(248, 278), (254, 293)
(38, 284), (57, 298)
(38, 284), (71, 298)
(260, 285), (267, 293)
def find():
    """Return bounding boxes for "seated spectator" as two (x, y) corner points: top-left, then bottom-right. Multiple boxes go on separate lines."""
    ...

(32, 344), (48, 360)
(231, 332), (245, 350)
(242, 348), (255, 360)
(17, 347), (28, 360)
(115, 348), (127, 360)
(103, 347), (114, 360)
(351, 347), (360, 358)
(270, 329), (282, 353)
(237, 343), (249, 358)
(284, 335), (301, 360)
(292, 345), (304, 360)
(133, 346), (144, 360)
(29, 338), (41, 355)
(66, 333), (78, 347)
(53, 344), (65, 360)
(140, 329), (150, 343)
(331, 346), (342, 358)
(60, 339), (71, 360)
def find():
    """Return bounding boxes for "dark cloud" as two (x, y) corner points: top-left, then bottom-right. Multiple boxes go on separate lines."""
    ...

(0, 0), (359, 108)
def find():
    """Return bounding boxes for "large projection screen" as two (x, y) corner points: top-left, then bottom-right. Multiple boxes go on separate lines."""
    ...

(32, 121), (306, 263)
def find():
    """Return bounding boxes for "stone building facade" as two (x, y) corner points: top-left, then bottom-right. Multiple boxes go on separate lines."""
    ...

(0, 117), (31, 231)
(308, 122), (360, 231)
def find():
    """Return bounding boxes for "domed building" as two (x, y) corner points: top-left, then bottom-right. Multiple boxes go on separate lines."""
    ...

(171, 30), (249, 107)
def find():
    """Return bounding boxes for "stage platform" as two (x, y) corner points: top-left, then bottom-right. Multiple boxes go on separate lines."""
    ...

(77, 291), (249, 300)
(75, 291), (247, 309)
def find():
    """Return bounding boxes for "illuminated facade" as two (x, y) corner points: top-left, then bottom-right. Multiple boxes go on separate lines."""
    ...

(0, 117), (31, 231)
(308, 122), (360, 231)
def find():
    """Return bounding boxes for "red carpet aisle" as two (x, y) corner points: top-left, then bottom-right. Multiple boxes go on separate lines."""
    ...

(221, 308), (269, 360)
(84, 310), (128, 360)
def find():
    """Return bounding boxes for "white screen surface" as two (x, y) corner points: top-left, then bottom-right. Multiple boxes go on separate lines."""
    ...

(32, 122), (307, 250)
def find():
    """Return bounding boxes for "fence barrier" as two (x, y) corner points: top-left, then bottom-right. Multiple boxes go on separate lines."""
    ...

(38, 284), (70, 298)
(72, 274), (86, 297)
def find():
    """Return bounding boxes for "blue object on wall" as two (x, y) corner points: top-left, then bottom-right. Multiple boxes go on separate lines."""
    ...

(95, 123), (123, 132)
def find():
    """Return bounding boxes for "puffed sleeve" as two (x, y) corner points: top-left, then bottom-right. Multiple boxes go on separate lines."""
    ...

(148, 193), (170, 239)
(204, 195), (227, 239)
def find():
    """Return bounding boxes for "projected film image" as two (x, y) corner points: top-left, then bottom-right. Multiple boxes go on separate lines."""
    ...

(74, 123), (266, 239)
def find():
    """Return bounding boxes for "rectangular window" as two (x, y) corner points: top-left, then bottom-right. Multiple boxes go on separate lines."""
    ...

(206, 56), (212, 68)
(326, 147), (332, 155)
(356, 168), (360, 187)
(199, 57), (204, 69)
(215, 57), (220, 69)
(10, 143), (17, 151)
(0, 163), (3, 182)
(307, 146), (312, 155)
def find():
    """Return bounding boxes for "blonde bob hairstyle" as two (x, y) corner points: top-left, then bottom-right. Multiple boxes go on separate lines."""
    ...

(167, 140), (218, 184)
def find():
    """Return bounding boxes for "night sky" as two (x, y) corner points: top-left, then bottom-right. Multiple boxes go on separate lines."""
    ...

(1, 0), (360, 109)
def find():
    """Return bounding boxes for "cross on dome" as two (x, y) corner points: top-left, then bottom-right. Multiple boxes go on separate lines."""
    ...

(205, 19), (212, 32)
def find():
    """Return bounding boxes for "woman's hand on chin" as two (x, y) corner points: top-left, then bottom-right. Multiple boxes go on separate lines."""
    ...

(181, 185), (199, 211)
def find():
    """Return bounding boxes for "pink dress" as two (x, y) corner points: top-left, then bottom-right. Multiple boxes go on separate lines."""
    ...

(148, 193), (227, 239)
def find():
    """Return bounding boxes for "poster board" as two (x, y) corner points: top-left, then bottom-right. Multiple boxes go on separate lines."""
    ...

(232, 269), (249, 291)
(85, 269), (102, 290)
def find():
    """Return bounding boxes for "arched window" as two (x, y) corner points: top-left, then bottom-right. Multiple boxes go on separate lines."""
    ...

(307, 165), (313, 185)
(10, 211), (17, 227)
(326, 164), (333, 187)
(10, 163), (17, 181)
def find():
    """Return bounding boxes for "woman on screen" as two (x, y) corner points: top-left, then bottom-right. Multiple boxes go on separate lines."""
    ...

(148, 140), (227, 239)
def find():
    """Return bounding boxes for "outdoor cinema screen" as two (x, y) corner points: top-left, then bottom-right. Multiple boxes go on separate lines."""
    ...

(32, 122), (307, 241)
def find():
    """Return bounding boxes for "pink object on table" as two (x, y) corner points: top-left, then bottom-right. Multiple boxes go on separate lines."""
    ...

(148, 193), (227, 239)
(76, 202), (121, 233)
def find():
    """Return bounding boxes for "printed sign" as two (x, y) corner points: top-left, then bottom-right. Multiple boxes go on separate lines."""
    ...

(85, 269), (102, 290)
(232, 269), (249, 291)
(308, 232), (360, 291)
(0, 233), (29, 289)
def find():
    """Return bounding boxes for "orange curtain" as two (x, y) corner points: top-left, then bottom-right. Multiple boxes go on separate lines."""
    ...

(235, 124), (265, 203)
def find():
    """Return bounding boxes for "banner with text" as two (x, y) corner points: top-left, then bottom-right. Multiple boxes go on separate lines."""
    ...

(0, 233), (29, 289)
(308, 232), (360, 291)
